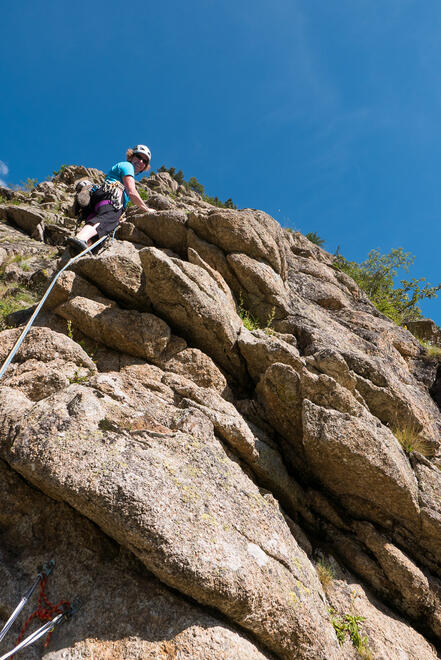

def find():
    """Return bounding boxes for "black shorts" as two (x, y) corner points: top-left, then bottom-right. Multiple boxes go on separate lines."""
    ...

(85, 203), (123, 237)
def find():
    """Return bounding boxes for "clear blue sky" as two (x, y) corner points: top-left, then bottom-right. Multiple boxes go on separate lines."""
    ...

(1, 0), (440, 324)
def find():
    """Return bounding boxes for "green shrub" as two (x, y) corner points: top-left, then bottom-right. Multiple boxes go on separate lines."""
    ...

(238, 293), (260, 331)
(52, 165), (69, 177)
(334, 248), (441, 325)
(203, 193), (237, 209)
(158, 165), (237, 208)
(417, 338), (441, 358)
(68, 369), (90, 384)
(328, 608), (372, 658)
(305, 231), (325, 246)
(20, 178), (38, 191)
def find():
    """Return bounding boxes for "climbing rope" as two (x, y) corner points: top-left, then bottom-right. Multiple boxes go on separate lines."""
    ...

(14, 572), (70, 650)
(0, 560), (79, 660)
(0, 613), (65, 660)
(0, 561), (54, 644)
(0, 229), (117, 382)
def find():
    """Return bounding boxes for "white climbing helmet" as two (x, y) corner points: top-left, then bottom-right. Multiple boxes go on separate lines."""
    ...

(132, 144), (151, 165)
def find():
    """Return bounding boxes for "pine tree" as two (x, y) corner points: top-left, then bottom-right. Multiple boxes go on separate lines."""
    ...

(188, 177), (204, 195)
(175, 170), (185, 185)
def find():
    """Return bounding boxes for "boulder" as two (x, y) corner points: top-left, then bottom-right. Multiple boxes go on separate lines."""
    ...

(72, 239), (150, 309)
(0, 375), (340, 659)
(0, 204), (45, 240)
(406, 318), (441, 346)
(139, 247), (247, 381)
(237, 327), (302, 383)
(55, 295), (171, 361)
(0, 461), (271, 660)
(145, 171), (179, 195)
(132, 209), (188, 255)
(188, 208), (287, 278)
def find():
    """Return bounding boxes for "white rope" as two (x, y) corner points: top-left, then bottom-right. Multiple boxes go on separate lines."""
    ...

(0, 234), (109, 381)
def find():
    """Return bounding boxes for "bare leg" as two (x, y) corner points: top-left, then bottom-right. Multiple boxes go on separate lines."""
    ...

(76, 222), (100, 243)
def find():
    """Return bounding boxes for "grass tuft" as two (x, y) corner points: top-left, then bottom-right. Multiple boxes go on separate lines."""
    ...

(393, 425), (433, 457)
(238, 292), (261, 331)
(316, 559), (335, 591)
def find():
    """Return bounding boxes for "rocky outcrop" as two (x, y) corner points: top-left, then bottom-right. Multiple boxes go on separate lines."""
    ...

(407, 318), (441, 346)
(1, 165), (441, 659)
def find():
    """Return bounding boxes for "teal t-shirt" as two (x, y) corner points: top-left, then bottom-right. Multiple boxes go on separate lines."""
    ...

(105, 161), (135, 208)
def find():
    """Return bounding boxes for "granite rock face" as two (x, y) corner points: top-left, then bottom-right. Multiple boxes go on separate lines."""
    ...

(1, 166), (441, 659)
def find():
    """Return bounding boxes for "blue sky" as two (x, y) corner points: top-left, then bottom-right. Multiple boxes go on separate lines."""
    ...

(1, 0), (440, 324)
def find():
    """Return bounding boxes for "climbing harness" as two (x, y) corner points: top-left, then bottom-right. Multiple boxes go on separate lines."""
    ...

(0, 228), (116, 382)
(0, 560), (80, 659)
(98, 180), (125, 210)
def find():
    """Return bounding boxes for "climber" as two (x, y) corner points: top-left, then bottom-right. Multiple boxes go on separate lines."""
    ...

(67, 145), (156, 255)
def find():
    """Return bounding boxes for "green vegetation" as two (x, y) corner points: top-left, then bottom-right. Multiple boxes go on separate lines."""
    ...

(0, 256), (41, 330)
(393, 425), (432, 457)
(334, 247), (441, 325)
(9, 255), (30, 270)
(52, 164), (69, 177)
(0, 194), (23, 206)
(238, 294), (276, 334)
(20, 178), (38, 191)
(0, 197), (22, 206)
(139, 189), (149, 201)
(238, 300), (260, 331)
(264, 306), (276, 335)
(68, 369), (90, 384)
(238, 292), (259, 330)
(329, 609), (372, 658)
(203, 193), (236, 209)
(305, 231), (325, 246)
(187, 175), (204, 196)
(0, 282), (37, 330)
(66, 320), (97, 361)
(417, 338), (441, 358)
(157, 165), (237, 209)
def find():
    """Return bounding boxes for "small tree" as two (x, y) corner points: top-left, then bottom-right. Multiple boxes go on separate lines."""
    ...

(175, 169), (185, 185)
(188, 176), (204, 195)
(334, 247), (441, 324)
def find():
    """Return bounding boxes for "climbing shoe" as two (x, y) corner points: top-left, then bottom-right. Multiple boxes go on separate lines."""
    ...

(67, 237), (88, 256)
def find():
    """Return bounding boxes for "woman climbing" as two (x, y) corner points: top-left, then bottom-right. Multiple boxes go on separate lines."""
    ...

(67, 144), (155, 255)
